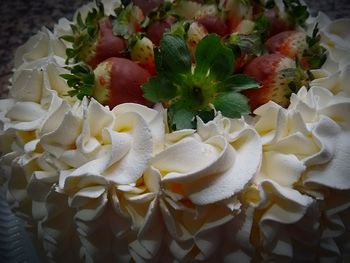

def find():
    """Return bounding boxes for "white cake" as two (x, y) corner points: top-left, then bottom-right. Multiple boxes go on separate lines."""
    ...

(1, 0), (350, 262)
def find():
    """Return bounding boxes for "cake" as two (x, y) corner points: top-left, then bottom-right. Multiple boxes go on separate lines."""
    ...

(1, 0), (350, 262)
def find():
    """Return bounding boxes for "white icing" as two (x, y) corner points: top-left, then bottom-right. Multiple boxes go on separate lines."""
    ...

(14, 28), (66, 68)
(320, 19), (350, 68)
(252, 84), (350, 260)
(127, 114), (261, 261)
(10, 56), (73, 103)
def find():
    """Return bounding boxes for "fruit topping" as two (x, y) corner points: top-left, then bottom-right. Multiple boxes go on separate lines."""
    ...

(143, 34), (259, 130)
(59, 0), (324, 130)
(130, 35), (156, 75)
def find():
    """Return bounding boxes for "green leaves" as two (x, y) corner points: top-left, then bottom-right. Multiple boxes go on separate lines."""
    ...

(217, 74), (260, 92)
(142, 33), (259, 130)
(283, 0), (309, 28)
(155, 34), (192, 76)
(61, 63), (95, 100)
(113, 6), (133, 37)
(60, 2), (105, 64)
(303, 23), (327, 69)
(213, 92), (250, 118)
(168, 106), (196, 130)
(194, 34), (234, 80)
(143, 76), (177, 102)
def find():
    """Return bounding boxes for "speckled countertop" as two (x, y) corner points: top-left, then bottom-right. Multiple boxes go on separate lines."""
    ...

(0, 0), (349, 98)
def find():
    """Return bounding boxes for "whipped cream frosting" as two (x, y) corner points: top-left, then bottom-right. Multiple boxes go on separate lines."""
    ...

(0, 1), (350, 262)
(250, 84), (350, 260)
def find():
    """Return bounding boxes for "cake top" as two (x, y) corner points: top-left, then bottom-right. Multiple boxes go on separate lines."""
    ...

(58, 0), (325, 130)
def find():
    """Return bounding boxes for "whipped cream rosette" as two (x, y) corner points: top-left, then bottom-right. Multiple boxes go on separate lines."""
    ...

(1, 0), (350, 262)
(127, 113), (261, 261)
(249, 82), (350, 260)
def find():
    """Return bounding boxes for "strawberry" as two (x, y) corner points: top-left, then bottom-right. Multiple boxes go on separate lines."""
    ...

(264, 8), (293, 37)
(63, 5), (127, 69)
(265, 26), (327, 70)
(186, 21), (208, 58)
(85, 18), (127, 68)
(179, 2), (228, 37)
(223, 0), (253, 34)
(146, 16), (175, 46)
(130, 36), (156, 75)
(132, 0), (163, 15)
(265, 30), (307, 59)
(197, 14), (228, 37)
(93, 57), (152, 108)
(232, 19), (256, 34)
(262, 0), (309, 37)
(234, 53), (255, 73)
(113, 4), (145, 38)
(242, 54), (296, 111)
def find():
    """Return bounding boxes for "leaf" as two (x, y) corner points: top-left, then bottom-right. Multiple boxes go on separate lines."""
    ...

(194, 34), (234, 80)
(283, 0), (309, 27)
(218, 74), (260, 92)
(61, 63), (95, 100)
(228, 34), (263, 55)
(168, 105), (196, 130)
(59, 35), (76, 43)
(76, 12), (85, 29)
(155, 34), (192, 76)
(142, 77), (177, 102)
(254, 15), (270, 34)
(60, 73), (76, 80)
(213, 92), (250, 118)
(196, 109), (215, 124)
(66, 48), (77, 58)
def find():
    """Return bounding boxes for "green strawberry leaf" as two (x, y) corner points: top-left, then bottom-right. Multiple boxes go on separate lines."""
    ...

(303, 23), (327, 69)
(283, 0), (309, 28)
(142, 76), (177, 102)
(213, 92), (250, 118)
(63, 2), (105, 64)
(61, 63), (95, 100)
(196, 109), (215, 124)
(194, 34), (234, 80)
(218, 74), (260, 92)
(155, 34), (192, 77)
(141, 33), (255, 130)
(227, 34), (263, 55)
(113, 7), (132, 37)
(168, 104), (196, 130)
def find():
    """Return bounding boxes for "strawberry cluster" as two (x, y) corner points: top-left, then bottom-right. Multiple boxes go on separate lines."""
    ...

(61, 0), (326, 130)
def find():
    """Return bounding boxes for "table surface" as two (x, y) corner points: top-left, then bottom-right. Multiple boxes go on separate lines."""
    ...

(0, 0), (349, 99)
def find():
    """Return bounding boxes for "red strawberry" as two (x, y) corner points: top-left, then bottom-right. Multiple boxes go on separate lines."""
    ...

(146, 16), (175, 46)
(242, 54), (296, 111)
(197, 14), (228, 37)
(132, 0), (162, 15)
(130, 36), (156, 75)
(264, 8), (293, 37)
(265, 30), (307, 59)
(93, 57), (152, 108)
(224, 0), (253, 34)
(234, 53), (255, 73)
(84, 18), (126, 68)
(113, 4), (145, 38)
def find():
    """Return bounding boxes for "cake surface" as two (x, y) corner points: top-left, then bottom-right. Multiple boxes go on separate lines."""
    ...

(1, 0), (350, 262)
